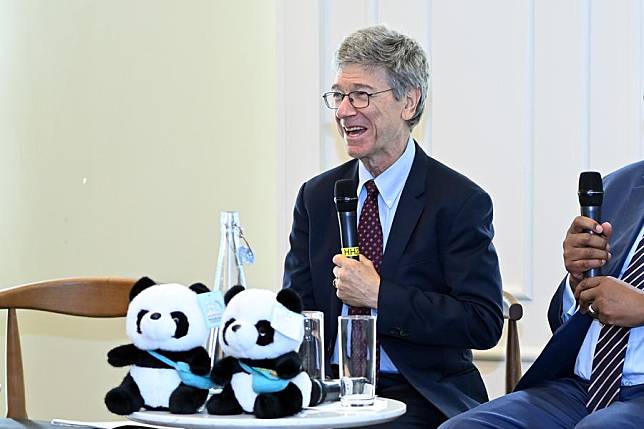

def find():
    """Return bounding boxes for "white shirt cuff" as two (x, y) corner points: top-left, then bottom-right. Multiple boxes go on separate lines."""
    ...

(562, 274), (579, 319)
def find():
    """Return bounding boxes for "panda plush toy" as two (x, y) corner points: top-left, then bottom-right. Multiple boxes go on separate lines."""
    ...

(105, 276), (212, 415)
(206, 286), (321, 419)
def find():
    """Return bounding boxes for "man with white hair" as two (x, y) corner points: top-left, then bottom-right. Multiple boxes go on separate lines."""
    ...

(283, 25), (503, 428)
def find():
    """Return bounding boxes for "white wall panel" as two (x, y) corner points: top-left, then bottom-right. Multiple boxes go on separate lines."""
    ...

(377, 0), (431, 51)
(432, 0), (533, 301)
(589, 0), (642, 173)
(530, 0), (590, 358)
(277, 0), (323, 268)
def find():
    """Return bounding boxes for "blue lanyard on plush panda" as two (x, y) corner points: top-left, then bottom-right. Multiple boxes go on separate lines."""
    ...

(147, 350), (215, 390)
(238, 362), (290, 393)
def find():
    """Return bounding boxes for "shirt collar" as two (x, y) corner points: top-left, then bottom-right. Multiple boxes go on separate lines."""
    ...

(357, 136), (416, 208)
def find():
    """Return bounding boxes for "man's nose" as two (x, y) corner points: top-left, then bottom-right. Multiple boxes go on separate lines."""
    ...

(335, 95), (356, 119)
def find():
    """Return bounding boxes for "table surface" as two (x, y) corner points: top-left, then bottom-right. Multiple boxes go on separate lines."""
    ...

(129, 397), (406, 429)
(0, 420), (59, 429)
(1, 397), (405, 429)
(2, 418), (178, 429)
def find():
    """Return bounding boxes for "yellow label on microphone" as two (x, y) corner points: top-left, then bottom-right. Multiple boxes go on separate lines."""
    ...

(341, 247), (360, 257)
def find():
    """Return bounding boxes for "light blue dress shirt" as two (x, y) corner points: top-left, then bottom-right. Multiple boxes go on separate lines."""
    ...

(562, 224), (644, 385)
(333, 136), (416, 373)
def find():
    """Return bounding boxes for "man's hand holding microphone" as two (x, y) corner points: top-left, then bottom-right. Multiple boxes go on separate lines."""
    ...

(567, 172), (644, 327)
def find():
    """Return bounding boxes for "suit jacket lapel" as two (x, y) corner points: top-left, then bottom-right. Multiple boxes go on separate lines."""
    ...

(380, 143), (427, 279)
(602, 177), (644, 277)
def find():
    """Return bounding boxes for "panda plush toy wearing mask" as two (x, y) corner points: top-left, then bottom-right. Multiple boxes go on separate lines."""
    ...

(206, 286), (321, 419)
(105, 277), (212, 415)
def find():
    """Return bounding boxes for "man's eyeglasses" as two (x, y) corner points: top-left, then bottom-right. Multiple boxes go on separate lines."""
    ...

(322, 88), (393, 110)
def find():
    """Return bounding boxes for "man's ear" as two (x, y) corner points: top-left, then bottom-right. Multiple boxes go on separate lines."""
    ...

(401, 87), (421, 121)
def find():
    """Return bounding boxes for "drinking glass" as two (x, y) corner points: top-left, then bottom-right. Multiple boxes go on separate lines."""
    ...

(298, 311), (325, 380)
(338, 315), (376, 406)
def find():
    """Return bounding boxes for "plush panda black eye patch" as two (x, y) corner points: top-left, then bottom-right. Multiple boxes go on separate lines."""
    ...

(136, 309), (149, 334)
(255, 320), (275, 346)
(222, 317), (236, 346)
(171, 311), (189, 338)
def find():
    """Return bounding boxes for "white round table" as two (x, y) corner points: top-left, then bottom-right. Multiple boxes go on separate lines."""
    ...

(129, 397), (406, 429)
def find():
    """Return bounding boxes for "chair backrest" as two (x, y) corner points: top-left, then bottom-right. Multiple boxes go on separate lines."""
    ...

(502, 290), (524, 393)
(0, 277), (136, 419)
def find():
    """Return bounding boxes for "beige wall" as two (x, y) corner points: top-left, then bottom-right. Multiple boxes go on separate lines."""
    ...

(1, 0), (277, 420)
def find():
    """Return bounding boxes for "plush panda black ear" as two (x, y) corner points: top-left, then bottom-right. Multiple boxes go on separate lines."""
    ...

(276, 288), (303, 314)
(224, 285), (245, 305)
(129, 276), (156, 302)
(189, 282), (210, 294)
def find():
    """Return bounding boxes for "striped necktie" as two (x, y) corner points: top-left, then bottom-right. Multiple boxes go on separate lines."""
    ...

(587, 234), (644, 412)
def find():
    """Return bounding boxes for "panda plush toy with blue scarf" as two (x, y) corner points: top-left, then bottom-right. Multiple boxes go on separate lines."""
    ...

(206, 286), (321, 418)
(105, 277), (213, 415)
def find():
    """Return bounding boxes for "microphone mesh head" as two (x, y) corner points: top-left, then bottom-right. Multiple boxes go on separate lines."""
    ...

(578, 171), (603, 206)
(334, 179), (358, 212)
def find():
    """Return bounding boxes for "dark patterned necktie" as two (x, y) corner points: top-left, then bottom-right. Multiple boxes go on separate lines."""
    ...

(587, 234), (644, 412)
(349, 180), (383, 313)
(348, 180), (383, 381)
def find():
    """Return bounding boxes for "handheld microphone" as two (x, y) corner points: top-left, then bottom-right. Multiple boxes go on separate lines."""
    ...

(578, 171), (604, 278)
(334, 179), (359, 259)
(310, 379), (341, 405)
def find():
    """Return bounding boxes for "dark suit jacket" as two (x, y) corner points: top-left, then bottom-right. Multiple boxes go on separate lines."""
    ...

(283, 143), (503, 417)
(516, 160), (644, 391)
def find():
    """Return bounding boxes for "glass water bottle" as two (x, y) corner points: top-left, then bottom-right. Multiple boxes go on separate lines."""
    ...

(207, 211), (254, 366)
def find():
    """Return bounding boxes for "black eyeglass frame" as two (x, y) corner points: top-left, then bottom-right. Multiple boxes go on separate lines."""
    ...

(322, 88), (394, 110)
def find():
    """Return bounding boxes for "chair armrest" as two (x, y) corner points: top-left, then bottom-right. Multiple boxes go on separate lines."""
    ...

(502, 290), (523, 393)
(503, 290), (523, 321)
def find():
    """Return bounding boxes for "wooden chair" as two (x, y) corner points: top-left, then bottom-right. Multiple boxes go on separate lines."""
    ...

(0, 277), (136, 419)
(502, 290), (524, 393)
